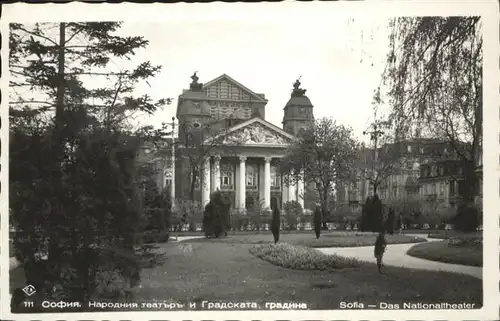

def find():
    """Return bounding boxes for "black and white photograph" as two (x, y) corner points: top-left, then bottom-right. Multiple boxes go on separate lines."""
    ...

(1, 1), (498, 320)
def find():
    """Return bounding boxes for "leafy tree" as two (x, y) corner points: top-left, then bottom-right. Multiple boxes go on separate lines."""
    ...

(9, 22), (168, 305)
(380, 17), (482, 203)
(280, 117), (360, 230)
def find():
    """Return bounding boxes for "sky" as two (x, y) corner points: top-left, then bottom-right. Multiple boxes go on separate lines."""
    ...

(111, 18), (391, 144)
(5, 3), (431, 145)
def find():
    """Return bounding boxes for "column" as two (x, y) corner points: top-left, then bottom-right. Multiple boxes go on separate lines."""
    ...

(288, 180), (296, 202)
(297, 175), (304, 208)
(201, 157), (211, 206)
(264, 157), (271, 209)
(213, 155), (221, 192)
(239, 156), (246, 210)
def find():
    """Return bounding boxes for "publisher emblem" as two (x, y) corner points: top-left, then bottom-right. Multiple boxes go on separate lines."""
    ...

(22, 285), (36, 297)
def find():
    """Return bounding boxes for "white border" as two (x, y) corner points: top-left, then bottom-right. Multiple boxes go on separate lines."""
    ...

(1, 1), (499, 320)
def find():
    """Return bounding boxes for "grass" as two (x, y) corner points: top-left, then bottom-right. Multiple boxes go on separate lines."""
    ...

(184, 231), (427, 248)
(129, 241), (481, 309)
(407, 240), (482, 267)
(9, 231), (481, 311)
(249, 243), (361, 271)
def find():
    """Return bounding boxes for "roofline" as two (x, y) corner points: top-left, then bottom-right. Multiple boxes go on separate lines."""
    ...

(202, 74), (268, 103)
(224, 117), (296, 140)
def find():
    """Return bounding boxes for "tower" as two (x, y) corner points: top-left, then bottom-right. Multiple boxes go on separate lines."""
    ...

(282, 77), (314, 136)
(176, 72), (212, 146)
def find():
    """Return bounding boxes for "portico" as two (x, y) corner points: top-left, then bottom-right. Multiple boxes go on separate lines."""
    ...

(200, 154), (304, 211)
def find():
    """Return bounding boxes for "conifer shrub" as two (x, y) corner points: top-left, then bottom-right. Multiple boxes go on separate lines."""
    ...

(203, 191), (230, 238)
(271, 206), (280, 244)
(313, 205), (322, 239)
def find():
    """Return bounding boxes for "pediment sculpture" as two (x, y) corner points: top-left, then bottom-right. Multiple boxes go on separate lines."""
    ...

(224, 124), (289, 145)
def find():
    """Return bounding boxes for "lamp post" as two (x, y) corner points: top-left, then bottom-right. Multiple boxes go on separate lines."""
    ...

(363, 121), (385, 196)
(170, 116), (176, 209)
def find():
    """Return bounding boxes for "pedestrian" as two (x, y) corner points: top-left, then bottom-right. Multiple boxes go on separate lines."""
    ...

(374, 230), (387, 273)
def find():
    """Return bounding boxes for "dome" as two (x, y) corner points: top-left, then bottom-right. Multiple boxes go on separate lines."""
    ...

(285, 95), (313, 107)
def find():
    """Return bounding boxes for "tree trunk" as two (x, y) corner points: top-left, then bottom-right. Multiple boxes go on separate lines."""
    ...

(321, 188), (329, 230)
(373, 181), (378, 196)
(189, 170), (197, 201)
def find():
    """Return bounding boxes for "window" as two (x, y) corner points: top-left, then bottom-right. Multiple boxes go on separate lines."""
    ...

(271, 167), (280, 188)
(221, 164), (234, 188)
(449, 180), (456, 196)
(439, 182), (445, 196)
(407, 145), (412, 153)
(246, 164), (258, 187)
(165, 179), (172, 187)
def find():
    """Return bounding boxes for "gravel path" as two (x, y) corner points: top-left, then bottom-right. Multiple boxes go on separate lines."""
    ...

(317, 235), (482, 279)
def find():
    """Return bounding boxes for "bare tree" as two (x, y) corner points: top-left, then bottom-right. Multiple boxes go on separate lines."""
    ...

(178, 120), (244, 200)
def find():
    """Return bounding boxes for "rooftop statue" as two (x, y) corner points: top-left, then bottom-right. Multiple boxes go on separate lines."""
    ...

(291, 76), (307, 97)
(190, 71), (203, 91)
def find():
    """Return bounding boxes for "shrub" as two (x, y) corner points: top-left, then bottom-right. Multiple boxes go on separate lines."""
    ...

(203, 191), (230, 237)
(141, 229), (169, 244)
(173, 199), (203, 232)
(283, 201), (302, 230)
(448, 236), (482, 248)
(271, 207), (280, 243)
(360, 195), (384, 232)
(453, 202), (480, 232)
(249, 243), (360, 271)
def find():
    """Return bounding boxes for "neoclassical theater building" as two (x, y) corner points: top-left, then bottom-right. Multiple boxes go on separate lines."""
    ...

(167, 73), (315, 211)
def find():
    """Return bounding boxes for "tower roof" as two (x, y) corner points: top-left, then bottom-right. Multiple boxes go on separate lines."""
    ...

(284, 77), (313, 108)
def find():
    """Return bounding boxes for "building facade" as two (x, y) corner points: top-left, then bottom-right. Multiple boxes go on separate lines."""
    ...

(335, 139), (467, 211)
(161, 73), (315, 211)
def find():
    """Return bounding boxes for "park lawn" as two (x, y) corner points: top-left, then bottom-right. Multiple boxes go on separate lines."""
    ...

(131, 241), (482, 309)
(184, 231), (427, 248)
(407, 240), (482, 267)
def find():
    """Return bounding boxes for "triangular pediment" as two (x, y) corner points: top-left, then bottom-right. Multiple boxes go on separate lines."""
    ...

(202, 74), (267, 102)
(208, 118), (295, 147)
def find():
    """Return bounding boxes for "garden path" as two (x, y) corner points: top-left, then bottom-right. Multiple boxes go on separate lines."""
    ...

(317, 235), (482, 279)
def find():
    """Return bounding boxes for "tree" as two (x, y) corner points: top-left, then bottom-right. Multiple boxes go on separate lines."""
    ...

(178, 121), (243, 201)
(9, 22), (168, 305)
(280, 117), (360, 230)
(380, 17), (482, 203)
(357, 121), (405, 196)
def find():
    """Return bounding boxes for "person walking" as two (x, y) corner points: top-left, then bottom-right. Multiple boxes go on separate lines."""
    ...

(374, 230), (387, 273)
